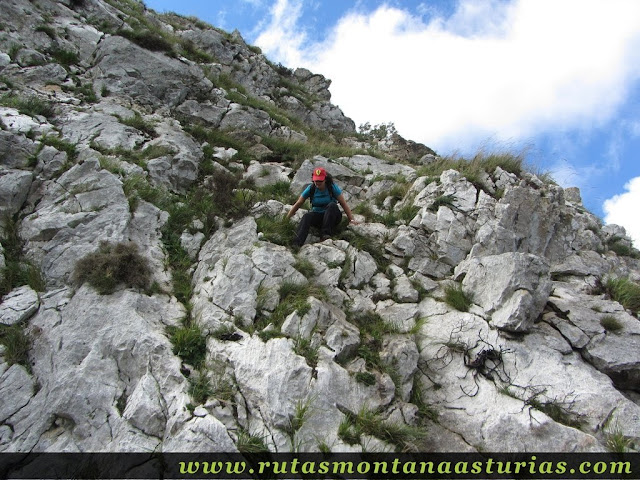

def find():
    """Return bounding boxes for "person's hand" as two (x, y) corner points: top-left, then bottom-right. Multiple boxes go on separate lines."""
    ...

(348, 218), (360, 225)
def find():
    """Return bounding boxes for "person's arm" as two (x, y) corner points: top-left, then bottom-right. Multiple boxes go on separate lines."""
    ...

(336, 194), (359, 225)
(286, 196), (306, 219)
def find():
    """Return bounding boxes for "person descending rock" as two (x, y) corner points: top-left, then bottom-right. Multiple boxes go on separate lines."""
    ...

(286, 167), (358, 247)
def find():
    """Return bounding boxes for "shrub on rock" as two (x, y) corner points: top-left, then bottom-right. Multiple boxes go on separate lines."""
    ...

(73, 241), (151, 294)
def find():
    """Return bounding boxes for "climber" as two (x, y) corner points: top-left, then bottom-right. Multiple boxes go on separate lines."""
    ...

(286, 167), (358, 247)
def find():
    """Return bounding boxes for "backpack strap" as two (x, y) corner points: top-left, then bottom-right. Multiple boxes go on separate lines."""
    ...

(307, 175), (336, 205)
(307, 183), (316, 203)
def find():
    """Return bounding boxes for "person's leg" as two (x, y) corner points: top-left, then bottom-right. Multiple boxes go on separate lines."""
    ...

(321, 202), (342, 237)
(294, 212), (323, 246)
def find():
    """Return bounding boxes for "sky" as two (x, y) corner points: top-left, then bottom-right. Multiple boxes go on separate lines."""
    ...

(144, 0), (640, 247)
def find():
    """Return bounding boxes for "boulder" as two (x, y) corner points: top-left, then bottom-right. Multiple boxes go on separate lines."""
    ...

(458, 253), (552, 332)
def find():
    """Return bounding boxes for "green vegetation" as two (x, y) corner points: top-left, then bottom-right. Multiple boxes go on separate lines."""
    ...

(293, 336), (318, 368)
(357, 122), (398, 141)
(444, 282), (473, 312)
(1, 217), (45, 297)
(69, 82), (98, 104)
(256, 180), (297, 205)
(183, 125), (252, 165)
(97, 144), (174, 170)
(604, 420), (633, 453)
(256, 215), (296, 246)
(187, 371), (213, 404)
(35, 24), (57, 39)
(429, 194), (456, 212)
(354, 371), (376, 386)
(73, 241), (152, 294)
(119, 112), (157, 137)
(293, 257), (315, 278)
(338, 407), (426, 452)
(418, 150), (524, 178)
(285, 398), (313, 438)
(607, 238), (640, 259)
(0, 93), (54, 118)
(410, 378), (438, 423)
(354, 202), (419, 227)
(603, 276), (640, 316)
(0, 323), (31, 372)
(255, 281), (327, 334)
(48, 47), (79, 66)
(40, 135), (78, 162)
(236, 429), (270, 453)
(117, 27), (174, 52)
(347, 311), (404, 389)
(168, 324), (207, 368)
(600, 315), (623, 333)
(338, 230), (389, 271)
(416, 149), (527, 196)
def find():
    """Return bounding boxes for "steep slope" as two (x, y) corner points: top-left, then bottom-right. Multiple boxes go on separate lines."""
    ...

(1, 0), (639, 455)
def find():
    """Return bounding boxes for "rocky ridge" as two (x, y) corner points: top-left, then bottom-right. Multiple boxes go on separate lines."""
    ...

(1, 0), (639, 455)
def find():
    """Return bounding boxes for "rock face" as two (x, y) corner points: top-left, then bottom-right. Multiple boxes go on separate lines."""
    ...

(1, 0), (640, 457)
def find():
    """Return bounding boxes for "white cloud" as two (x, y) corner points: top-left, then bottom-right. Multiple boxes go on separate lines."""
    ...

(604, 177), (640, 247)
(253, 0), (307, 67)
(254, 0), (640, 153)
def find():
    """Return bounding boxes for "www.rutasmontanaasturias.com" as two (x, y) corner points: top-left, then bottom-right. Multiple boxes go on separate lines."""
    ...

(177, 455), (633, 477)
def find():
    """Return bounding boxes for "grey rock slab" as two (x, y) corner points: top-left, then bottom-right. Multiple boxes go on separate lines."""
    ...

(144, 120), (205, 192)
(20, 158), (132, 286)
(61, 111), (146, 150)
(393, 275), (420, 303)
(324, 317), (360, 362)
(0, 131), (38, 169)
(0, 364), (35, 423)
(342, 154), (416, 180)
(0, 107), (54, 136)
(0, 169), (32, 220)
(4, 286), (189, 451)
(459, 253), (552, 332)
(380, 335), (418, 401)
(0, 286), (40, 326)
(417, 312), (603, 451)
(244, 161), (292, 188)
(375, 301), (419, 333)
(290, 157), (364, 194)
(162, 415), (237, 452)
(91, 36), (213, 109)
(192, 218), (305, 329)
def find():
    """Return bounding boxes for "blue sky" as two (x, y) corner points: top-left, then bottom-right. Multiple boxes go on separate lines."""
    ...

(145, 0), (640, 247)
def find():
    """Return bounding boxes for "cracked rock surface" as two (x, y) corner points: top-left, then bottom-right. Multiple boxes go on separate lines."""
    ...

(1, 0), (640, 454)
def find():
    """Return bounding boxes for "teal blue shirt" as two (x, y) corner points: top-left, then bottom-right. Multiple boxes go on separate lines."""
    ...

(301, 183), (342, 213)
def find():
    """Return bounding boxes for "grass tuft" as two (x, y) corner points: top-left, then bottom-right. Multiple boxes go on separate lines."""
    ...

(603, 277), (640, 317)
(338, 407), (427, 452)
(600, 315), (623, 333)
(443, 282), (472, 312)
(0, 324), (31, 372)
(73, 241), (152, 295)
(256, 215), (297, 246)
(168, 324), (207, 368)
(0, 93), (55, 118)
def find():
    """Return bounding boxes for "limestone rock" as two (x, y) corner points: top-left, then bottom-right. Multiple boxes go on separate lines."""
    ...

(0, 169), (32, 221)
(458, 253), (552, 332)
(0, 286), (40, 326)
(20, 158), (132, 286)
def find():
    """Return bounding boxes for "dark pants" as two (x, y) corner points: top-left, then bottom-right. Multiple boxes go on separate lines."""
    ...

(294, 202), (342, 246)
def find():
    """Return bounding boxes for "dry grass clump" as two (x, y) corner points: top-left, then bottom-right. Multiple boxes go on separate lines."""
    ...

(73, 241), (151, 294)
